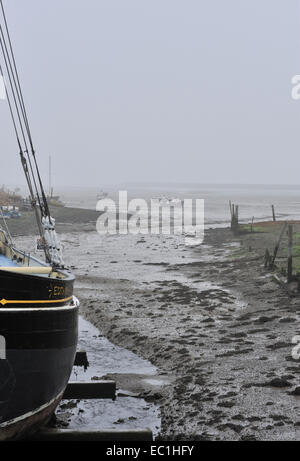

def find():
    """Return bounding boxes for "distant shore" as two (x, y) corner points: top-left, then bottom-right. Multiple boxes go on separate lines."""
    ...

(1, 205), (99, 237)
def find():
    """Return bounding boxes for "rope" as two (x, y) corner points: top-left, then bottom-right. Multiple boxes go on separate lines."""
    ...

(0, 0), (33, 149)
(0, 1), (51, 221)
(0, 24), (43, 213)
(0, 0), (52, 263)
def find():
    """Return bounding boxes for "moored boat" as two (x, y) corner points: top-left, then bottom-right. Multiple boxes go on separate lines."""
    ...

(0, 228), (79, 440)
(0, 0), (79, 440)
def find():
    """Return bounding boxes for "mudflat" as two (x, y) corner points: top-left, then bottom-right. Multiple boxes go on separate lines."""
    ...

(9, 208), (300, 440)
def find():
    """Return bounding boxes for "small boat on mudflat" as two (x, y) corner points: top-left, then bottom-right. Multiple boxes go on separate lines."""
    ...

(0, 0), (78, 440)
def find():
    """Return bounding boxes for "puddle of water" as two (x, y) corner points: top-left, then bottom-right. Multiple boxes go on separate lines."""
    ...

(223, 242), (241, 248)
(142, 378), (170, 387)
(58, 397), (160, 434)
(71, 317), (157, 379)
(58, 317), (161, 436)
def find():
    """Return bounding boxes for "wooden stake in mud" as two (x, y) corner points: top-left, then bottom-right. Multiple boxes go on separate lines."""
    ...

(264, 249), (270, 268)
(270, 221), (287, 269)
(229, 200), (233, 220)
(287, 224), (293, 282)
(230, 202), (239, 235)
(235, 205), (239, 224)
(233, 205), (239, 235)
(251, 216), (254, 233)
(271, 205), (276, 222)
(230, 202), (234, 230)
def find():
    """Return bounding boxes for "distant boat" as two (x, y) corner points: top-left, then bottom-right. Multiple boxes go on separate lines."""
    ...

(0, 206), (21, 219)
(0, 2), (78, 440)
(47, 192), (65, 207)
(151, 196), (182, 207)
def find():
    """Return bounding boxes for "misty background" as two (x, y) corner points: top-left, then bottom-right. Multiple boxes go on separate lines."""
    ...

(0, 0), (300, 190)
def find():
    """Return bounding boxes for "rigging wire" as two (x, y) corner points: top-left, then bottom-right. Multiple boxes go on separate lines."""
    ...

(0, 63), (49, 258)
(0, 30), (43, 211)
(0, 0), (33, 149)
(0, 30), (45, 220)
(0, 32), (28, 150)
(0, 62), (21, 148)
(0, 23), (29, 141)
(0, 2), (52, 262)
(0, 0), (51, 221)
(0, 24), (44, 214)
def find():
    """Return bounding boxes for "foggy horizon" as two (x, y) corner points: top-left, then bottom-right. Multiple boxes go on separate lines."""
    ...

(1, 0), (300, 188)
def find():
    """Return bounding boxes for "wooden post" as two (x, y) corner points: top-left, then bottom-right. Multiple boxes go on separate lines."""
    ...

(287, 224), (293, 282)
(230, 202), (235, 230)
(229, 200), (233, 219)
(235, 205), (239, 224)
(270, 221), (287, 269)
(264, 249), (270, 268)
(271, 205), (276, 222)
(74, 351), (89, 370)
(230, 203), (239, 235)
(232, 205), (239, 235)
(251, 216), (254, 233)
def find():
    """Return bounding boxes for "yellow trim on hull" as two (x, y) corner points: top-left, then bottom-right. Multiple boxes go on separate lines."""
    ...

(0, 296), (73, 306)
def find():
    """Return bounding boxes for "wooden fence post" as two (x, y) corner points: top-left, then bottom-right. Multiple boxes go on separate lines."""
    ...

(287, 224), (293, 282)
(230, 202), (239, 235)
(230, 202), (234, 230)
(270, 221), (287, 269)
(271, 205), (276, 222)
(264, 249), (270, 268)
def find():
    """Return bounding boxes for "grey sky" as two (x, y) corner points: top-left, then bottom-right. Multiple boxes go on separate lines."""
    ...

(0, 0), (300, 188)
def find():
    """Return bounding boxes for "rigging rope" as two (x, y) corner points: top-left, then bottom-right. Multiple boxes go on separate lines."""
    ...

(0, 47), (47, 256)
(0, 0), (34, 150)
(0, 0), (51, 221)
(0, 29), (43, 214)
(0, 0), (61, 264)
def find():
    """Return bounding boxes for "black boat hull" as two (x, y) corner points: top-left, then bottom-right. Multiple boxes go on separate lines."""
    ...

(0, 300), (78, 441)
(0, 268), (74, 308)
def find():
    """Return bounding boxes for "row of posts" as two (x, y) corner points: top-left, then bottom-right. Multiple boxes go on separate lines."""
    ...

(230, 202), (276, 234)
(229, 201), (294, 283)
